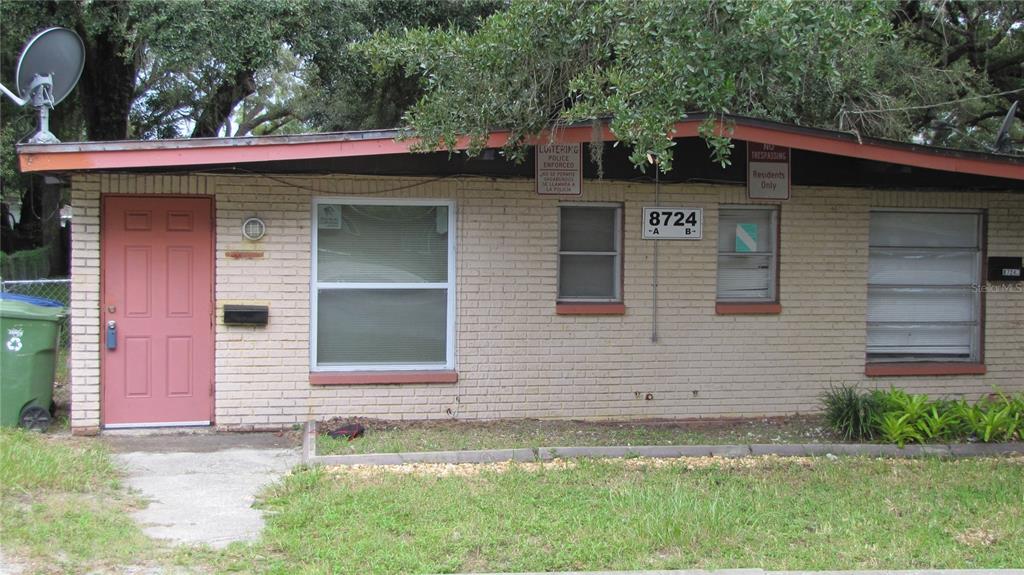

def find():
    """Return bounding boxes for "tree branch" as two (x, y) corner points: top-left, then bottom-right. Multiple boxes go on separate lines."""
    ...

(234, 107), (293, 137)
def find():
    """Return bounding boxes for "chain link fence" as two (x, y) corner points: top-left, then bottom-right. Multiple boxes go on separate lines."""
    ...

(1, 278), (71, 351)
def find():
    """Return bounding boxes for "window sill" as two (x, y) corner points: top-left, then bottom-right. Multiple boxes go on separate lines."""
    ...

(716, 302), (782, 315)
(865, 363), (986, 377)
(556, 303), (626, 315)
(310, 370), (459, 386)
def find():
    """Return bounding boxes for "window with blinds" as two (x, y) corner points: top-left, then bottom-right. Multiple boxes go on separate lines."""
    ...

(867, 210), (982, 362)
(717, 206), (778, 302)
(558, 205), (622, 301)
(312, 200), (455, 370)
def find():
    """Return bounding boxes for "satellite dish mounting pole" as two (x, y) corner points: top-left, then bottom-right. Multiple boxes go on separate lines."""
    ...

(0, 83), (27, 107)
(26, 73), (59, 144)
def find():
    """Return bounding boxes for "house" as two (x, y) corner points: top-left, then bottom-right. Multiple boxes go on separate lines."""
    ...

(17, 115), (1024, 435)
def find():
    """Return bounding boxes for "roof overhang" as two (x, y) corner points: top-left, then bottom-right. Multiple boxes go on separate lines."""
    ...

(16, 115), (1024, 181)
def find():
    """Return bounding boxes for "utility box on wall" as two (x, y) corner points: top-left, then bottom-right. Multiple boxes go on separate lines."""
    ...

(223, 304), (269, 326)
(988, 257), (1023, 282)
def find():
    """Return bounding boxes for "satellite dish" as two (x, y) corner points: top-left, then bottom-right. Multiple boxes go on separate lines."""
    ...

(0, 27), (85, 144)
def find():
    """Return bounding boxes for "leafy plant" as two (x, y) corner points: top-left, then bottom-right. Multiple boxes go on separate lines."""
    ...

(874, 412), (923, 448)
(886, 390), (932, 424)
(955, 399), (1020, 443)
(822, 385), (882, 441)
(916, 406), (960, 442)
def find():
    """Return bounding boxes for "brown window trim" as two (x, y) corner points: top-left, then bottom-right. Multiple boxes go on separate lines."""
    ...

(715, 302), (782, 315)
(556, 302), (626, 315)
(310, 370), (459, 386)
(865, 363), (986, 377)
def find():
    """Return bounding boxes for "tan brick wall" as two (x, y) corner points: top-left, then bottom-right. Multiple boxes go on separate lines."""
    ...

(67, 173), (1024, 431)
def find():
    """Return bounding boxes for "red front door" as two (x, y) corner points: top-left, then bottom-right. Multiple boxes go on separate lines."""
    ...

(102, 197), (213, 426)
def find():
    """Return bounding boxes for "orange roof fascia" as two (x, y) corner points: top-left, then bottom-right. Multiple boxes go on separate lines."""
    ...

(17, 119), (1024, 181)
(723, 122), (1024, 181)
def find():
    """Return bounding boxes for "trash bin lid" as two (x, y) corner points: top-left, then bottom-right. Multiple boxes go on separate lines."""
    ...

(0, 292), (64, 307)
(0, 293), (66, 321)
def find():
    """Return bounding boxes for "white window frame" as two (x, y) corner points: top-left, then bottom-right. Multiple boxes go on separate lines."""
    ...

(310, 197), (456, 372)
(557, 202), (623, 302)
(716, 205), (779, 302)
(866, 208), (983, 363)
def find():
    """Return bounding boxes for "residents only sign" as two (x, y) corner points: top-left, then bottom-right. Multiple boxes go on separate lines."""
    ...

(747, 143), (790, 200)
(536, 143), (582, 196)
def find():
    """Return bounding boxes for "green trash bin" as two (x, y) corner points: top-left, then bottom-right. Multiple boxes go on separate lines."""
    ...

(0, 292), (65, 430)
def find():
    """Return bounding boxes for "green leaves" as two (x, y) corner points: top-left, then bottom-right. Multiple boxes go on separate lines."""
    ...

(874, 412), (923, 449)
(821, 385), (883, 441)
(955, 398), (1021, 443)
(365, 0), (970, 171)
(822, 387), (1024, 446)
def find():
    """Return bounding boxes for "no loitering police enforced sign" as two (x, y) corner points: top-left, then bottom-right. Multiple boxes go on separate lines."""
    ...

(536, 143), (582, 196)
(747, 142), (790, 200)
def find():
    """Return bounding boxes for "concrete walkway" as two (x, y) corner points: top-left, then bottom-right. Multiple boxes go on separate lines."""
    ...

(107, 432), (300, 549)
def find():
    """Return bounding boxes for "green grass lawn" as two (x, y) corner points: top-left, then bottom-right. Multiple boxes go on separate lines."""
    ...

(4, 428), (1022, 574)
(247, 456), (1024, 574)
(0, 429), (154, 574)
(317, 416), (835, 455)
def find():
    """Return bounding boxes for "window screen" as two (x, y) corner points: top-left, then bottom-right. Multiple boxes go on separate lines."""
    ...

(717, 207), (777, 301)
(558, 205), (622, 301)
(867, 211), (981, 362)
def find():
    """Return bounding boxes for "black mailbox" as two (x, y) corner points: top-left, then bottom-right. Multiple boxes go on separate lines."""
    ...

(987, 256), (1023, 282)
(223, 304), (269, 326)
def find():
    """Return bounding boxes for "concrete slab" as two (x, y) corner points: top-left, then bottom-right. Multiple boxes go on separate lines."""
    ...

(114, 446), (299, 548)
(103, 430), (300, 453)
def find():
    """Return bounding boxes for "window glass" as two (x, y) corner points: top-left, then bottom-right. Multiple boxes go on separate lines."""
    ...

(867, 211), (980, 362)
(558, 206), (621, 301)
(559, 255), (617, 298)
(869, 212), (978, 248)
(560, 207), (617, 252)
(317, 289), (447, 365)
(313, 201), (453, 370)
(317, 205), (448, 283)
(717, 207), (777, 301)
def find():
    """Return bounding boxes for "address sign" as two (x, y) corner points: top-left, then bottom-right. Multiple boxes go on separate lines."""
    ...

(642, 207), (703, 240)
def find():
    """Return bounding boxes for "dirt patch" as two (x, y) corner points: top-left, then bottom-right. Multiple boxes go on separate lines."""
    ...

(322, 414), (827, 436)
(318, 414), (836, 456)
(956, 527), (999, 547)
(323, 454), (829, 478)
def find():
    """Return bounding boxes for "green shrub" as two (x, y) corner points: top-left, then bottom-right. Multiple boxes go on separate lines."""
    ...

(874, 412), (923, 448)
(821, 387), (1023, 445)
(821, 385), (882, 441)
(915, 405), (960, 442)
(957, 396), (1021, 443)
(0, 245), (52, 281)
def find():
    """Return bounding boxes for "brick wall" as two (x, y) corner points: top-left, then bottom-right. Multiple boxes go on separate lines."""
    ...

(68, 173), (1024, 431)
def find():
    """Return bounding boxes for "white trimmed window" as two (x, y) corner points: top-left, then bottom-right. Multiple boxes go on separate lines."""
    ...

(867, 210), (982, 362)
(558, 205), (622, 301)
(717, 206), (778, 301)
(312, 199), (455, 371)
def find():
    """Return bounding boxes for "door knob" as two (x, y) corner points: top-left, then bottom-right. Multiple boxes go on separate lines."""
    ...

(106, 321), (117, 351)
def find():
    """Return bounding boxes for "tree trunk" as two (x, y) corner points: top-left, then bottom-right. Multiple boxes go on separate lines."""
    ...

(74, 0), (136, 141)
(191, 69), (257, 138)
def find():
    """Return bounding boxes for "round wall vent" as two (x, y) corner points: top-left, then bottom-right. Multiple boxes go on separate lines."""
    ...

(242, 217), (266, 241)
